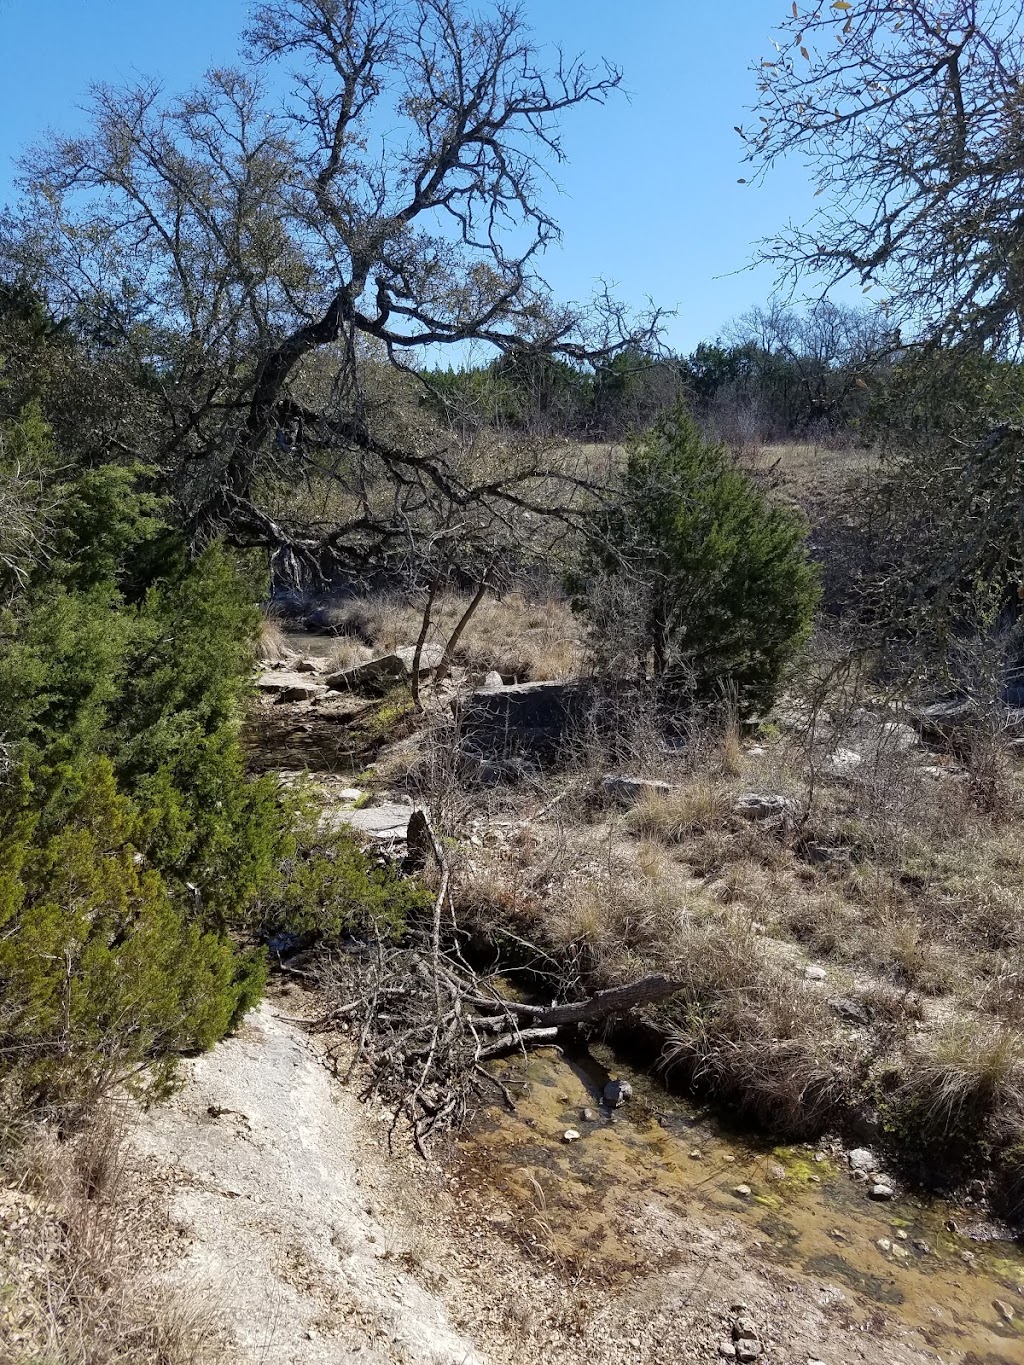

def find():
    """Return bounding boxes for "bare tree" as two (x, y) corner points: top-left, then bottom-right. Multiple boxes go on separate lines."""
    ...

(748, 1), (1024, 351)
(1, 0), (661, 582)
(729, 300), (896, 433)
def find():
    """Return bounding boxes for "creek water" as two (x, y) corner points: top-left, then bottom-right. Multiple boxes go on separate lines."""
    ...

(281, 631), (339, 660)
(461, 1043), (1024, 1363)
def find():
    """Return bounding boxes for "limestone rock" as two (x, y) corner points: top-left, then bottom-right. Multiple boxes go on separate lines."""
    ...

(600, 774), (675, 806)
(257, 670), (329, 703)
(733, 792), (799, 822)
(828, 995), (871, 1026)
(456, 680), (593, 761)
(848, 1147), (876, 1173)
(326, 644), (444, 694)
(603, 1078), (633, 1107)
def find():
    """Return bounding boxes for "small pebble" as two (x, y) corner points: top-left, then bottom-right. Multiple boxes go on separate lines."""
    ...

(722, 1154), (736, 1164)
(913, 1239), (931, 1255)
(733, 1184), (752, 1199)
(581, 1108), (596, 1122)
(994, 1299), (1015, 1323)
(736, 1346), (762, 1363)
(689, 1149), (703, 1160)
(717, 1342), (737, 1360)
(876, 1238), (892, 1253)
(808, 1174), (821, 1184)
(562, 1129), (581, 1143)
(804, 965), (827, 982)
(732, 1316), (758, 1340)
(869, 1183), (895, 1200)
(895, 1229), (908, 1240)
(961, 1251), (976, 1265)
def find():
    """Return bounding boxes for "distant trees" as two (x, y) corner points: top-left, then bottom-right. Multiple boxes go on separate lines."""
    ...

(424, 303), (893, 447)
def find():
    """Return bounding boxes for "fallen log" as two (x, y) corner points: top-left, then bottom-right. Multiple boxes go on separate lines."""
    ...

(525, 975), (685, 1028)
(465, 974), (685, 1028)
(476, 1026), (560, 1061)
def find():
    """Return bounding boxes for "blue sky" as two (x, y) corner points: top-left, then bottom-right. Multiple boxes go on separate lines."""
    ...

(0, 0), (818, 353)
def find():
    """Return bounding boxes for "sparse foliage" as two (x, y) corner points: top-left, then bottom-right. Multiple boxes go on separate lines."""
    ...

(752, 1), (1024, 351)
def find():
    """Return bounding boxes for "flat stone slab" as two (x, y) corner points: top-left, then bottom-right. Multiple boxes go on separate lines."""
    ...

(600, 774), (674, 805)
(326, 644), (445, 694)
(323, 802), (419, 840)
(257, 671), (330, 703)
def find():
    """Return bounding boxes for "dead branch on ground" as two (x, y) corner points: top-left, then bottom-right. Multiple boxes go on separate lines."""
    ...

(312, 810), (683, 1153)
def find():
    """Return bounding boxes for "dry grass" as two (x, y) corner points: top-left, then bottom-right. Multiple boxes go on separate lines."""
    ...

(627, 780), (736, 843)
(658, 920), (849, 1136)
(742, 441), (880, 507)
(324, 590), (582, 682)
(0, 1113), (225, 1364)
(326, 634), (373, 673)
(256, 609), (292, 663)
(896, 1025), (1024, 1150)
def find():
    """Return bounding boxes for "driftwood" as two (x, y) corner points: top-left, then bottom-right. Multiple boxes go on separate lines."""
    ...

(313, 810), (683, 1154)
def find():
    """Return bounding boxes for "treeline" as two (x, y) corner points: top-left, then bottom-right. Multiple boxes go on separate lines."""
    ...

(422, 301), (899, 445)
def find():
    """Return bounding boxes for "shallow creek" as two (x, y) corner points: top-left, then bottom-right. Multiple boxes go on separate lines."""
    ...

(460, 1044), (1024, 1363)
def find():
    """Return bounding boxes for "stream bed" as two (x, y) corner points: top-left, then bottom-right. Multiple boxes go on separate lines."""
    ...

(460, 1043), (1024, 1363)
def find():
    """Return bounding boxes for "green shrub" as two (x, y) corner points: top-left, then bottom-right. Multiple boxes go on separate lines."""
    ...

(0, 403), (286, 1115)
(0, 759), (266, 1114)
(576, 408), (820, 711)
(262, 819), (433, 945)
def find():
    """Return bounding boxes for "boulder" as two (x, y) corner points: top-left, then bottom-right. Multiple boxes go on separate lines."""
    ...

(459, 753), (537, 787)
(326, 644), (445, 694)
(848, 1147), (876, 1173)
(600, 774), (675, 806)
(828, 995), (872, 1026)
(826, 747), (864, 777)
(908, 699), (1024, 746)
(482, 670), (505, 690)
(456, 680), (593, 761)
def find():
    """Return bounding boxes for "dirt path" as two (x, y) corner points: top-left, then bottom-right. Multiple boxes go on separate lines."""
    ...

(128, 994), (988, 1365)
(130, 999), (483, 1365)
